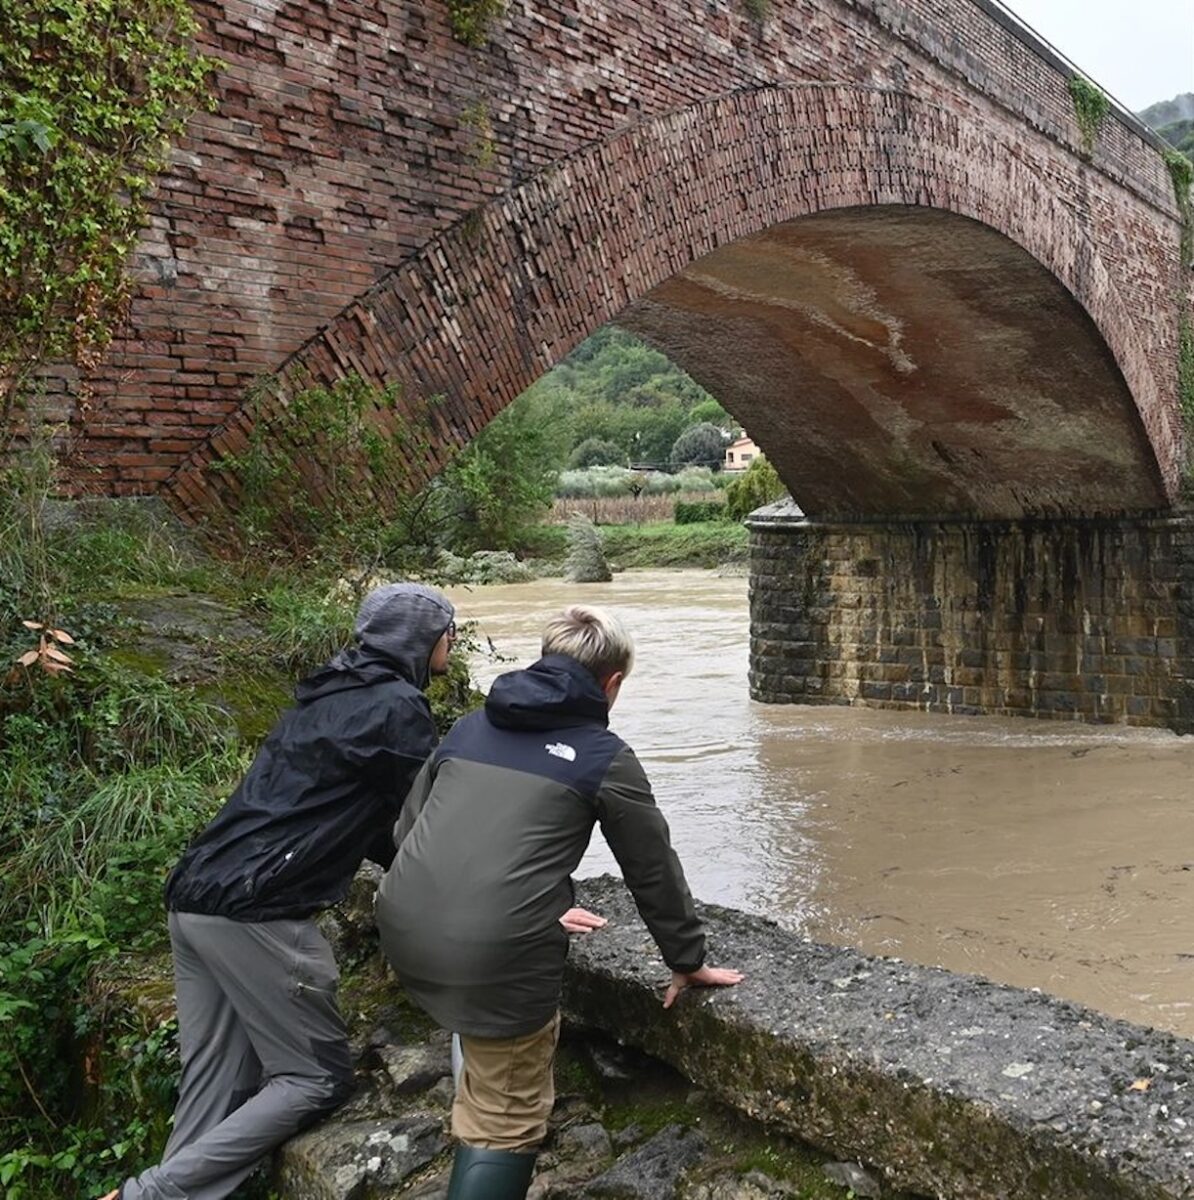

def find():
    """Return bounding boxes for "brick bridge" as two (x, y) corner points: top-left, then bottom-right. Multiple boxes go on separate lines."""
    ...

(46, 0), (1194, 729)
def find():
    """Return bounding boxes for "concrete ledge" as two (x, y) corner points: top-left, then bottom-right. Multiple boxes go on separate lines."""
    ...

(563, 877), (1194, 1200)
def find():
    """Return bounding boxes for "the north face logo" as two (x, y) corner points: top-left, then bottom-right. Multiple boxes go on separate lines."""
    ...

(545, 742), (576, 762)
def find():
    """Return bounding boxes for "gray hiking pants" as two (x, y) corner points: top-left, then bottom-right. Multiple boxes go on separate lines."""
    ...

(120, 911), (354, 1200)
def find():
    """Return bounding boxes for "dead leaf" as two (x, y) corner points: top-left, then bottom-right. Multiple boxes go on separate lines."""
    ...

(1128, 1078), (1152, 1092)
(43, 646), (74, 665)
(48, 628), (76, 644)
(21, 620), (43, 630)
(16, 650), (39, 667)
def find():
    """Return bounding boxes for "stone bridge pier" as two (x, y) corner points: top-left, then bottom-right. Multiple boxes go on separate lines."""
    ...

(748, 504), (1194, 734)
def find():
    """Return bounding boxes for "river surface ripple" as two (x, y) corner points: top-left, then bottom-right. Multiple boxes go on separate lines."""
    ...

(446, 569), (1194, 1036)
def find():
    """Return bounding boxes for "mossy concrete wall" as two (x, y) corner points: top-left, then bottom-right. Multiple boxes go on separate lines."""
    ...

(747, 504), (1194, 733)
(564, 876), (1194, 1200)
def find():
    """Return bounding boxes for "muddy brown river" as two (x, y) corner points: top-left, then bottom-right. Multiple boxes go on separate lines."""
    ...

(446, 569), (1194, 1036)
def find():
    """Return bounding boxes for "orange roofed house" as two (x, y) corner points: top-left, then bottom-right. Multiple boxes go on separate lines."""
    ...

(724, 434), (759, 472)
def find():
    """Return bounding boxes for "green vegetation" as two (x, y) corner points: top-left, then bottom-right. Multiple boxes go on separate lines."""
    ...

(1139, 93), (1194, 162)
(670, 421), (727, 468)
(600, 522), (749, 569)
(525, 325), (723, 467)
(557, 464), (720, 499)
(0, 0), (218, 420)
(0, 438), (487, 1199)
(1068, 75), (1109, 157)
(459, 99), (496, 168)
(1162, 146), (1193, 265)
(674, 499), (728, 525)
(446, 0), (505, 46)
(725, 456), (786, 521)
(564, 1035), (855, 1199)
(569, 437), (627, 468)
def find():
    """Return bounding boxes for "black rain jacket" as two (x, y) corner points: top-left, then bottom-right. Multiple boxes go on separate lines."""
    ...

(166, 588), (451, 921)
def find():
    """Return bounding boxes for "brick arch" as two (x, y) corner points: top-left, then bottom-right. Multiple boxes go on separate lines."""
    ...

(166, 84), (1179, 522)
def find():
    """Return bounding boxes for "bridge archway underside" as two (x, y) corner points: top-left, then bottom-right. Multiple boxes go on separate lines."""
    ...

(621, 206), (1163, 518)
(165, 84), (1185, 522)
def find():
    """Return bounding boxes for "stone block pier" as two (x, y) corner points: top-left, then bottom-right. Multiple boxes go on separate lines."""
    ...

(748, 503), (1194, 734)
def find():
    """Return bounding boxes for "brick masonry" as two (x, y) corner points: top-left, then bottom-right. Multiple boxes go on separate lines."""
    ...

(748, 503), (1194, 733)
(25, 0), (1186, 520)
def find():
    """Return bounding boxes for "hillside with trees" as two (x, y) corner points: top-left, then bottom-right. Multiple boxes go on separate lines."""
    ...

(1139, 92), (1194, 160)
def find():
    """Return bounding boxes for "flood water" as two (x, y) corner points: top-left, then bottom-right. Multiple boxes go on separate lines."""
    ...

(446, 570), (1194, 1037)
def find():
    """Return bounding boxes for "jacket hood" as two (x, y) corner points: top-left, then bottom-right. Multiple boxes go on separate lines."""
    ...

(295, 654), (404, 702)
(485, 654), (609, 731)
(318, 582), (454, 692)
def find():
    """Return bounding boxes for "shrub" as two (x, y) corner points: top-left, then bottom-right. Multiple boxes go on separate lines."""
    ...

(673, 499), (727, 525)
(725, 456), (786, 520)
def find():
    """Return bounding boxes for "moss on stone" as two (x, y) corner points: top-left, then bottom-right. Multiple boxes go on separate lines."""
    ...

(198, 670), (292, 745)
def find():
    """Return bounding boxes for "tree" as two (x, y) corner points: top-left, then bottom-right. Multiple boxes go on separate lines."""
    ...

(688, 399), (734, 429)
(725, 456), (786, 520)
(421, 388), (570, 553)
(569, 437), (626, 468)
(670, 422), (726, 469)
(0, 0), (217, 421)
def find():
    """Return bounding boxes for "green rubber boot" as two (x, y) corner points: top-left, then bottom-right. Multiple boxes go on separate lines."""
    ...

(445, 1144), (536, 1200)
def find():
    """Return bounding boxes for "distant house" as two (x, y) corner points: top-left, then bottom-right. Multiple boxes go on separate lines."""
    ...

(724, 434), (759, 472)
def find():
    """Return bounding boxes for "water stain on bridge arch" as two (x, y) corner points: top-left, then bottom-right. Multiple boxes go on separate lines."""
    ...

(448, 569), (1194, 1037)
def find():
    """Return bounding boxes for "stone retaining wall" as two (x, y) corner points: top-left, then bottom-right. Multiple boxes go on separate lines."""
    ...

(564, 876), (1194, 1200)
(747, 503), (1194, 733)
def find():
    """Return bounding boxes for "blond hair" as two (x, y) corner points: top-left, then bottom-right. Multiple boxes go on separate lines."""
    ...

(541, 605), (634, 681)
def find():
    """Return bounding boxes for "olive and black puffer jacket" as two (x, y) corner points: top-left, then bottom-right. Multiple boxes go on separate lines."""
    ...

(166, 584), (453, 922)
(376, 653), (705, 1038)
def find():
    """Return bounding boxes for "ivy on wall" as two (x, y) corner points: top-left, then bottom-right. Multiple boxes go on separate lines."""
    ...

(1067, 75), (1109, 158)
(0, 0), (218, 424)
(459, 99), (496, 168)
(1163, 147), (1194, 267)
(447, 0), (506, 47)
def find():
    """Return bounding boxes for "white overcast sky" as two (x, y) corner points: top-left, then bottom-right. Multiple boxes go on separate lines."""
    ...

(1003, 0), (1193, 113)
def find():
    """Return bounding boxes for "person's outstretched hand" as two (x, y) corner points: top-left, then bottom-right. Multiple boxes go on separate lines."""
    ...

(559, 906), (608, 934)
(663, 964), (745, 1009)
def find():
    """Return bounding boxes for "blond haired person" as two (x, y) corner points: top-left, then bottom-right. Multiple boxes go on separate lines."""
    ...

(376, 605), (743, 1200)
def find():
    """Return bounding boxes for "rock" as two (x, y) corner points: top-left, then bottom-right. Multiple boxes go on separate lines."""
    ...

(687, 1171), (797, 1199)
(586, 1040), (636, 1081)
(425, 1075), (456, 1109)
(556, 1121), (613, 1161)
(582, 1125), (706, 1199)
(611, 1122), (645, 1150)
(823, 1161), (882, 1197)
(378, 1043), (452, 1094)
(401, 1166), (453, 1198)
(318, 862), (382, 968)
(277, 1114), (446, 1199)
(562, 875), (1194, 1200)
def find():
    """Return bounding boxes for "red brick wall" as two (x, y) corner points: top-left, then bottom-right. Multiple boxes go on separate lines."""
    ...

(38, 0), (1186, 516)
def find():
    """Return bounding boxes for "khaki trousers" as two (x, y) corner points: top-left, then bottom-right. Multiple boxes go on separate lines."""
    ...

(451, 1012), (561, 1151)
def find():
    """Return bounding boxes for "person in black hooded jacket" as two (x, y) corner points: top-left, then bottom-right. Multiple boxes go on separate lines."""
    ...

(99, 582), (455, 1200)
